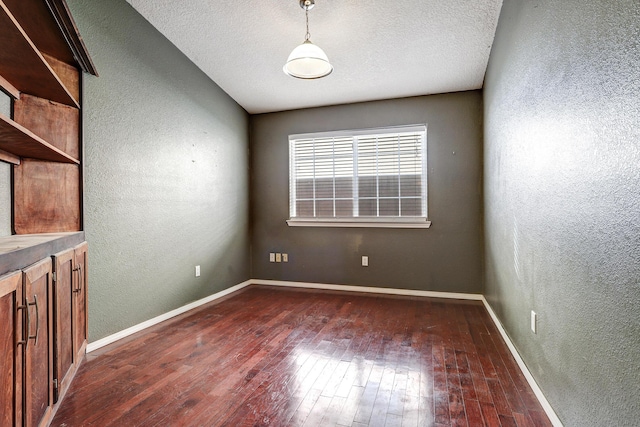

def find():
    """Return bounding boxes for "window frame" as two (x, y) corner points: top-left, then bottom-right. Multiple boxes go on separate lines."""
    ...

(287, 125), (431, 229)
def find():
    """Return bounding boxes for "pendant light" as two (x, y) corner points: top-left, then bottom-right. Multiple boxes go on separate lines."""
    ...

(283, 0), (333, 79)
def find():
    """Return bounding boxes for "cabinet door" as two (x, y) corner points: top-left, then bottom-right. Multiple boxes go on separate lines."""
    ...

(73, 242), (88, 358)
(0, 270), (23, 427)
(52, 247), (75, 403)
(23, 258), (54, 427)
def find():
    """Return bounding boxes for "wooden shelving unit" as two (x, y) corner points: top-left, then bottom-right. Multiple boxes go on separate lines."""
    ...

(0, 0), (97, 234)
(0, 1), (96, 423)
(0, 0), (79, 108)
(0, 113), (79, 164)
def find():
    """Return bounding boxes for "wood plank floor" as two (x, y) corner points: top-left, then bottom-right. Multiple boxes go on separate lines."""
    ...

(52, 286), (552, 427)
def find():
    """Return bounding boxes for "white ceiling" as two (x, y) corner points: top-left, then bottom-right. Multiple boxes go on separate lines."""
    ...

(125, 0), (503, 114)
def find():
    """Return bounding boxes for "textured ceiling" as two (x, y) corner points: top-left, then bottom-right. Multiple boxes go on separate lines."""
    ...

(125, 0), (503, 114)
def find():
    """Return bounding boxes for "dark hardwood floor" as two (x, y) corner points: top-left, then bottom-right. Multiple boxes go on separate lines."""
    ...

(52, 286), (552, 427)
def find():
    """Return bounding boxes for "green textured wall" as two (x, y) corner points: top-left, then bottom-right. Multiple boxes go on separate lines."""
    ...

(0, 162), (9, 237)
(67, 0), (251, 342)
(484, 0), (640, 425)
(0, 92), (9, 117)
(1, 91), (12, 236)
(251, 93), (484, 293)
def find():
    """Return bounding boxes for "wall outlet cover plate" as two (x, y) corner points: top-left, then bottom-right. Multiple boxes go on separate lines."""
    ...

(531, 311), (537, 334)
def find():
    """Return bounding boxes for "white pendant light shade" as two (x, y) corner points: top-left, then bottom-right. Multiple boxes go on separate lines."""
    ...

(283, 40), (333, 79)
(284, 0), (332, 79)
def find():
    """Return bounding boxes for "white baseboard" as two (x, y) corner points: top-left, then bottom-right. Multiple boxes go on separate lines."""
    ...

(86, 280), (252, 353)
(251, 278), (484, 301)
(481, 297), (563, 427)
(86, 279), (560, 427)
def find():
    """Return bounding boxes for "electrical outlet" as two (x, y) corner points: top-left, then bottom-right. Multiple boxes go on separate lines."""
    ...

(362, 256), (369, 267)
(275, 253), (282, 263)
(195, 265), (201, 277)
(282, 253), (288, 262)
(269, 253), (275, 262)
(531, 311), (537, 334)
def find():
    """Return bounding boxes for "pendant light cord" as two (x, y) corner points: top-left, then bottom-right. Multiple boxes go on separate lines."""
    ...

(305, 7), (311, 41)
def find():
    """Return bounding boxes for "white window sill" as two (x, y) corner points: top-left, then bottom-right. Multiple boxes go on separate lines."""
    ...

(286, 218), (432, 229)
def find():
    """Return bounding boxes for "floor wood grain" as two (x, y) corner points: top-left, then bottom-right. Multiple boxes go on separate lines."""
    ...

(52, 286), (552, 427)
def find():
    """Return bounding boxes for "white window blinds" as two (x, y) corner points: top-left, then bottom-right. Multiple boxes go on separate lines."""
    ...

(289, 125), (427, 224)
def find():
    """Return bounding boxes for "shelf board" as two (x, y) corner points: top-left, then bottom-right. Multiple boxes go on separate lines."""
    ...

(0, 73), (19, 99)
(0, 113), (79, 164)
(0, 0), (79, 107)
(0, 148), (20, 165)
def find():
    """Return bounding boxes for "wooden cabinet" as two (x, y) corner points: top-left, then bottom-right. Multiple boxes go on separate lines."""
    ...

(22, 258), (54, 427)
(0, 234), (87, 427)
(52, 241), (88, 403)
(0, 0), (95, 423)
(73, 243), (88, 359)
(0, 258), (56, 427)
(52, 249), (74, 403)
(0, 270), (23, 427)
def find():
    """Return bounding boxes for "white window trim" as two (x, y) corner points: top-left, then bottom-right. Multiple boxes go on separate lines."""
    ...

(288, 125), (430, 229)
(289, 124), (428, 141)
(286, 217), (432, 228)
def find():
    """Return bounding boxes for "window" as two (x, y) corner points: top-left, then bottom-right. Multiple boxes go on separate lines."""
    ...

(288, 125), (430, 228)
